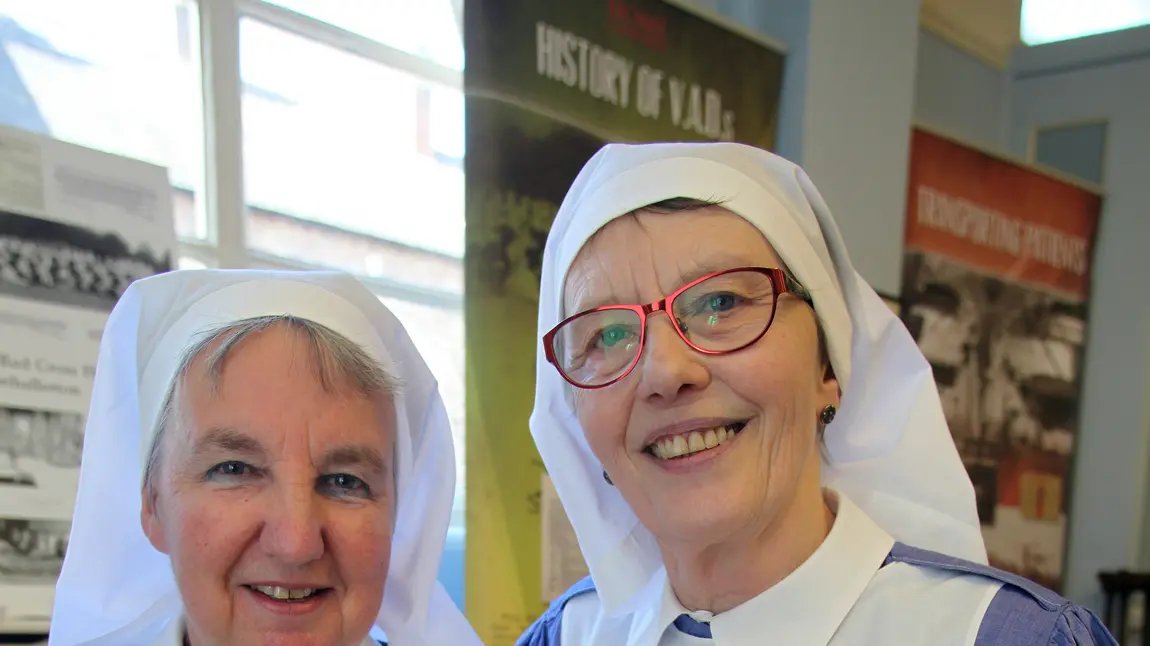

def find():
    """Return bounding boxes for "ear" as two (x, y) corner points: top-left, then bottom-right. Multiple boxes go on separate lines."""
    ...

(820, 362), (841, 408)
(140, 483), (170, 555)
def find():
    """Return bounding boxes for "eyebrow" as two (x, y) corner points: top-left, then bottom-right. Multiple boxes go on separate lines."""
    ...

(571, 252), (764, 312)
(321, 444), (388, 478)
(192, 426), (266, 459)
(192, 428), (388, 477)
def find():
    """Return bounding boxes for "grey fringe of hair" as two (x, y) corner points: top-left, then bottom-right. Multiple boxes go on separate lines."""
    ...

(142, 314), (400, 490)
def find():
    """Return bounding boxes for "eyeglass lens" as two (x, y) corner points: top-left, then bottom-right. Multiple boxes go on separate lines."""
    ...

(552, 270), (778, 387)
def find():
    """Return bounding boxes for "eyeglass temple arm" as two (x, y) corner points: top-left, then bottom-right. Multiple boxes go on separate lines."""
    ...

(783, 272), (813, 304)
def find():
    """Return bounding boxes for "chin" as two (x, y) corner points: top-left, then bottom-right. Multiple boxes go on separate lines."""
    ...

(646, 495), (755, 546)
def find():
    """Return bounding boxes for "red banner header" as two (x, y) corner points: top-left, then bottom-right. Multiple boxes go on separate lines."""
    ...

(904, 128), (1102, 299)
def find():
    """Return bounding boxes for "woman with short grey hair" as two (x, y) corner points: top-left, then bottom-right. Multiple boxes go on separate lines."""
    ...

(50, 269), (479, 646)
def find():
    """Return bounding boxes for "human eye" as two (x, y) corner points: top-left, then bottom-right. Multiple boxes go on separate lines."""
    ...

(685, 291), (744, 316)
(595, 324), (635, 349)
(204, 461), (259, 482)
(569, 324), (636, 366)
(318, 473), (374, 500)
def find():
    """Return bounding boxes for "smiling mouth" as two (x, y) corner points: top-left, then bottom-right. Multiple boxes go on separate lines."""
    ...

(245, 585), (330, 602)
(644, 421), (747, 460)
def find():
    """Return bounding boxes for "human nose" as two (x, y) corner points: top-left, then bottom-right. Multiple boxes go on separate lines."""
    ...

(260, 478), (324, 565)
(635, 314), (710, 403)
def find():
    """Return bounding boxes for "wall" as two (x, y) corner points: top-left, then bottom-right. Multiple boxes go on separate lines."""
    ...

(914, 28), (1012, 151)
(800, 0), (922, 295)
(919, 0), (1022, 68)
(697, 0), (806, 163)
(1009, 24), (1150, 610)
(701, 0), (922, 295)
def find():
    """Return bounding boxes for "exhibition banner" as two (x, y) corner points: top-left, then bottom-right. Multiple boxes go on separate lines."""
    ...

(463, 0), (784, 640)
(899, 126), (1103, 592)
(0, 125), (174, 632)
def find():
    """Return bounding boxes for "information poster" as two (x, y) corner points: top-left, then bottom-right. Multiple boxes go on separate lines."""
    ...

(899, 126), (1103, 592)
(463, 0), (785, 641)
(0, 125), (174, 632)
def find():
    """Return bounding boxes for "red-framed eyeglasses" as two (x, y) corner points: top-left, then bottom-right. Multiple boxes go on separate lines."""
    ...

(543, 267), (812, 389)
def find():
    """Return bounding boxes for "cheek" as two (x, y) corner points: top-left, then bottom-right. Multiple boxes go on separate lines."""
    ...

(723, 349), (820, 426)
(330, 508), (392, 585)
(166, 491), (255, 576)
(327, 507), (392, 632)
(574, 389), (632, 458)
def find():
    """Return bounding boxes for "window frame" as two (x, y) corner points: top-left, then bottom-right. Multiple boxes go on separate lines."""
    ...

(191, 0), (464, 311)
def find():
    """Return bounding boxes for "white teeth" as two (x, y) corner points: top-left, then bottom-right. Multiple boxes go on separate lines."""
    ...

(687, 432), (706, 452)
(252, 585), (318, 601)
(650, 424), (743, 460)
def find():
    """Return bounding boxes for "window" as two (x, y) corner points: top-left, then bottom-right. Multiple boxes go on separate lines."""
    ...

(238, 17), (465, 293)
(1021, 0), (1150, 45)
(0, 0), (206, 239)
(260, 0), (463, 70)
(0, 0), (468, 616)
(1033, 121), (1108, 185)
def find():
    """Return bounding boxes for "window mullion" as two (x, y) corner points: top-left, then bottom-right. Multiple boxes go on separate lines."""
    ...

(199, 0), (248, 268)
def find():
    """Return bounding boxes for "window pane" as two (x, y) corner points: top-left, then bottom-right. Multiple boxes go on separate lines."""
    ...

(240, 18), (464, 294)
(1022, 0), (1150, 45)
(0, 0), (207, 239)
(1034, 122), (1107, 185)
(259, 0), (463, 70)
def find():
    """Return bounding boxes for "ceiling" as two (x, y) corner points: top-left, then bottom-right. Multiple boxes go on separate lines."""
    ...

(920, 0), (1024, 68)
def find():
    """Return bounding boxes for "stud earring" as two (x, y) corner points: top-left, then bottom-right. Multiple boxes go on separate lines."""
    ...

(820, 404), (837, 425)
(603, 469), (613, 486)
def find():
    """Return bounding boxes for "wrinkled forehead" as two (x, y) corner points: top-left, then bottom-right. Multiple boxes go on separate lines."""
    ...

(180, 319), (393, 397)
(171, 324), (398, 458)
(550, 156), (827, 309)
(562, 205), (783, 312)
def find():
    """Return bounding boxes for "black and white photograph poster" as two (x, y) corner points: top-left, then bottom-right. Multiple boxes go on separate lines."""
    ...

(0, 124), (175, 633)
(900, 127), (1102, 593)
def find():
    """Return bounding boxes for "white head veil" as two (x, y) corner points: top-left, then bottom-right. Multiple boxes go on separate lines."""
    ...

(49, 269), (480, 646)
(529, 142), (988, 615)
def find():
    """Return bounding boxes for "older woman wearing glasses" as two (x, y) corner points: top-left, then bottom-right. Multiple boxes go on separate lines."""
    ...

(518, 142), (1116, 645)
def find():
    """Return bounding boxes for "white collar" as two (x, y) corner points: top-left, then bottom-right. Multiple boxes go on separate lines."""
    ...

(622, 490), (895, 646)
